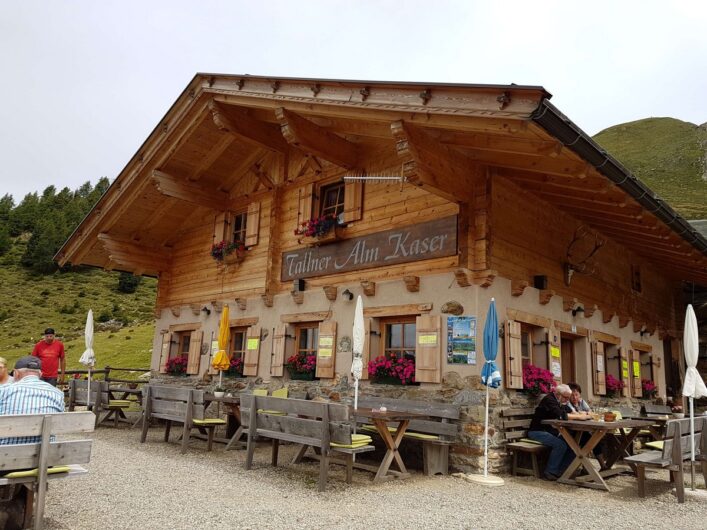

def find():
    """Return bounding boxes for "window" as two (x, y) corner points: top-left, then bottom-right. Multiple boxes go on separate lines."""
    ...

(560, 336), (576, 382)
(232, 211), (247, 245)
(174, 331), (191, 358)
(295, 324), (319, 357)
(382, 317), (416, 360)
(520, 324), (532, 368)
(319, 181), (345, 219)
(229, 327), (247, 360)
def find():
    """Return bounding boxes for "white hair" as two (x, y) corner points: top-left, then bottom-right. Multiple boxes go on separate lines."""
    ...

(555, 384), (571, 396)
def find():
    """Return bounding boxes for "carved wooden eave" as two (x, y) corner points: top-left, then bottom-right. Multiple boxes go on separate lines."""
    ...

(360, 280), (376, 296)
(473, 269), (496, 288)
(511, 279), (529, 297)
(235, 298), (247, 311)
(275, 107), (359, 169)
(391, 120), (477, 204)
(323, 286), (337, 301)
(403, 276), (420, 292)
(454, 269), (472, 288)
(152, 170), (231, 211)
(209, 100), (288, 154)
(97, 233), (171, 273)
(602, 308), (616, 324)
(538, 289), (555, 305)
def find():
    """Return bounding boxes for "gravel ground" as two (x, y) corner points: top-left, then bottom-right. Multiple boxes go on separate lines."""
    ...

(43, 426), (706, 530)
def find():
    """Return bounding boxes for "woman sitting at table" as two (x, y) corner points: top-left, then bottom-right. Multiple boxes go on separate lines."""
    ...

(565, 382), (591, 414)
(527, 384), (589, 481)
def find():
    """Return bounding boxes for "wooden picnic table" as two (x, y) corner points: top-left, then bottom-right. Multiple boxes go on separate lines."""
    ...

(622, 413), (671, 440)
(102, 385), (143, 427)
(543, 418), (653, 491)
(203, 393), (243, 449)
(352, 407), (429, 482)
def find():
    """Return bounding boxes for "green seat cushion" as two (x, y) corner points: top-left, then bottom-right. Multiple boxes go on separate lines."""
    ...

(360, 424), (396, 433)
(520, 438), (544, 446)
(644, 440), (664, 450)
(5, 466), (71, 479)
(331, 441), (373, 449)
(192, 418), (226, 425)
(108, 400), (132, 408)
(257, 409), (286, 415)
(351, 434), (373, 443)
(271, 388), (288, 399)
(403, 431), (440, 440)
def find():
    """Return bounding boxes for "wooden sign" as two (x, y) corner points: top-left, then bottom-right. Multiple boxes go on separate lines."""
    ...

(282, 215), (457, 281)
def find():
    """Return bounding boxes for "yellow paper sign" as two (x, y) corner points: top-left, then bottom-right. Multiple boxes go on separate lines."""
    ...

(319, 336), (334, 347)
(550, 345), (561, 358)
(318, 348), (332, 358)
(418, 333), (438, 346)
(622, 359), (629, 378)
(633, 361), (640, 376)
(247, 338), (259, 350)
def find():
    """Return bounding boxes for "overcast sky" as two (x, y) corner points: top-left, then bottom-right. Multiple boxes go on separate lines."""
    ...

(1, 0), (706, 202)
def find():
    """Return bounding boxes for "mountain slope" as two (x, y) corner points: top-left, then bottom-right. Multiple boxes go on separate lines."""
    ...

(593, 117), (707, 219)
(0, 237), (156, 373)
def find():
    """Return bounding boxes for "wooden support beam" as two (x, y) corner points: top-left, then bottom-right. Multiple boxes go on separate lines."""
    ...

(633, 320), (646, 334)
(555, 202), (644, 221)
(432, 130), (563, 157)
(454, 269), (472, 287)
(360, 281), (376, 296)
(275, 107), (358, 169)
(210, 101), (288, 153)
(498, 168), (608, 191)
(261, 292), (274, 308)
(153, 170), (231, 211)
(583, 304), (598, 318)
(235, 298), (247, 311)
(511, 279), (529, 297)
(251, 162), (276, 190)
(458, 146), (590, 179)
(563, 297), (578, 312)
(291, 290), (304, 305)
(403, 276), (420, 292)
(97, 233), (171, 272)
(618, 315), (630, 328)
(190, 304), (201, 316)
(170, 306), (181, 318)
(535, 189), (632, 210)
(539, 289), (555, 305)
(392, 120), (477, 204)
(211, 301), (224, 313)
(323, 286), (337, 301)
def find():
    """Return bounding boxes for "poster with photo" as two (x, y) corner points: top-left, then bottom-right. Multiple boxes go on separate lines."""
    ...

(446, 316), (477, 364)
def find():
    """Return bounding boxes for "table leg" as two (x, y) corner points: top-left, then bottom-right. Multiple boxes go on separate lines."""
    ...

(372, 419), (411, 482)
(605, 427), (640, 469)
(556, 426), (609, 491)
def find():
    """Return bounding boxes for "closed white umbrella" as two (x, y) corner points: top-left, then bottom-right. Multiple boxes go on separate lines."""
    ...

(351, 296), (365, 411)
(79, 309), (97, 407)
(682, 304), (707, 491)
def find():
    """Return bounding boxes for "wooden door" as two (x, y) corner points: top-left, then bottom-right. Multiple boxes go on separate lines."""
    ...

(547, 327), (562, 382)
(561, 337), (575, 383)
(592, 341), (607, 395)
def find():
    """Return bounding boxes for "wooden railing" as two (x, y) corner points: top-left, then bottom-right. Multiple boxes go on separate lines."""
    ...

(64, 365), (150, 385)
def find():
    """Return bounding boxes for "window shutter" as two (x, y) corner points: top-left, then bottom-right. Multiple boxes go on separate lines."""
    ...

(316, 320), (337, 379)
(245, 202), (261, 247)
(208, 336), (218, 375)
(187, 330), (203, 375)
(297, 183), (314, 227)
(546, 327), (562, 382)
(361, 318), (379, 380)
(243, 325), (262, 376)
(619, 347), (630, 397)
(631, 349), (642, 398)
(159, 333), (172, 373)
(415, 315), (441, 383)
(271, 324), (287, 377)
(213, 211), (228, 242)
(343, 180), (363, 223)
(592, 341), (607, 396)
(504, 320), (523, 389)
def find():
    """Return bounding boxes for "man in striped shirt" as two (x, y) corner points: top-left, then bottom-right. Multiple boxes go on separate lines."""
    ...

(0, 356), (64, 445)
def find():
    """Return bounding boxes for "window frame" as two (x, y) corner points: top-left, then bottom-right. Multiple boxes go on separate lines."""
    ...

(295, 323), (319, 358)
(318, 180), (346, 220)
(381, 316), (417, 360)
(230, 210), (248, 245)
(173, 331), (191, 359)
(229, 326), (248, 361)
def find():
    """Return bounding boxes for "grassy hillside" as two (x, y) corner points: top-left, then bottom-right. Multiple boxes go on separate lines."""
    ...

(593, 118), (707, 219)
(0, 236), (156, 374)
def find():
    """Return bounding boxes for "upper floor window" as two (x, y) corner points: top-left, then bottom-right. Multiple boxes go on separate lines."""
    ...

(382, 317), (416, 360)
(230, 327), (247, 359)
(320, 181), (345, 219)
(232, 211), (247, 245)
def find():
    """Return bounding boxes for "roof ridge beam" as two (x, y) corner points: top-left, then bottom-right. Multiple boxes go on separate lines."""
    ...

(210, 101), (288, 153)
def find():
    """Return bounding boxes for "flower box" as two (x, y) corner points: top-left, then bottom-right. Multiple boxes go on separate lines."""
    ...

(371, 375), (403, 386)
(223, 248), (246, 265)
(289, 371), (315, 381)
(299, 225), (343, 247)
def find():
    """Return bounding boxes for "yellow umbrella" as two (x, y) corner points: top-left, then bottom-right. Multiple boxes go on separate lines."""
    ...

(212, 305), (230, 386)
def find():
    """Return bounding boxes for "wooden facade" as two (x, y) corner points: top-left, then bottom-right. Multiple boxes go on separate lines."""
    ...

(58, 74), (707, 417)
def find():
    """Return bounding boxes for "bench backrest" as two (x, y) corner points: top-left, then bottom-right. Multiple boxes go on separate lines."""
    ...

(642, 403), (672, 416)
(240, 395), (354, 447)
(145, 384), (207, 422)
(69, 379), (104, 407)
(661, 417), (705, 462)
(356, 397), (460, 439)
(500, 408), (535, 442)
(0, 412), (95, 472)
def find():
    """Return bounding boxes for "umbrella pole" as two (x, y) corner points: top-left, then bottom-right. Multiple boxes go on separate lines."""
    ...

(219, 370), (223, 388)
(689, 396), (695, 491)
(87, 368), (91, 409)
(483, 382), (490, 477)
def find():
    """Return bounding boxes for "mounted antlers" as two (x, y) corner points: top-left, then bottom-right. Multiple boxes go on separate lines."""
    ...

(564, 225), (605, 286)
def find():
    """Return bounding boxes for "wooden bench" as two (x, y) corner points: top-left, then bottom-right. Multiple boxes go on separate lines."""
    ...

(68, 379), (134, 428)
(640, 403), (672, 417)
(355, 397), (460, 476)
(0, 411), (94, 530)
(140, 385), (226, 453)
(624, 417), (706, 503)
(241, 395), (375, 491)
(501, 407), (549, 478)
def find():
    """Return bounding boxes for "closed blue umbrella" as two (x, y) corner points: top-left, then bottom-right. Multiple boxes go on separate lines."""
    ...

(467, 297), (504, 486)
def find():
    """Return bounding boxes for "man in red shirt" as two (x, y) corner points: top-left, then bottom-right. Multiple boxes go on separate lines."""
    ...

(31, 327), (66, 386)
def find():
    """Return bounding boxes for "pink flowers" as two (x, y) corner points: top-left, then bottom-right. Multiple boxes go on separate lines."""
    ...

(294, 214), (338, 238)
(522, 364), (555, 396)
(228, 357), (244, 377)
(606, 374), (625, 397)
(211, 240), (245, 261)
(368, 354), (416, 385)
(166, 355), (188, 376)
(641, 379), (657, 398)
(285, 352), (317, 375)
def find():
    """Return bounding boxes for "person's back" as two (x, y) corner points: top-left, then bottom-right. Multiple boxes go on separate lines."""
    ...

(0, 356), (64, 445)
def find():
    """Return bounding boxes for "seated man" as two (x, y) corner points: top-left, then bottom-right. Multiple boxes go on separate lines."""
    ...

(0, 356), (64, 530)
(527, 383), (586, 481)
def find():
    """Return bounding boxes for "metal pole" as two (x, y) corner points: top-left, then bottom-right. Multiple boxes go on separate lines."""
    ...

(690, 396), (695, 490)
(484, 382), (490, 477)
